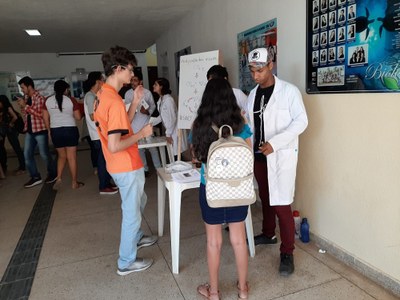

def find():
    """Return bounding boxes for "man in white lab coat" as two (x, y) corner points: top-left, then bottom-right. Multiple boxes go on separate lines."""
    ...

(125, 70), (161, 177)
(247, 48), (308, 276)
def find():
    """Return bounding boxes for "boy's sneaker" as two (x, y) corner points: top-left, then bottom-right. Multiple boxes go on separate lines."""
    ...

(24, 177), (43, 188)
(45, 175), (57, 184)
(117, 257), (153, 276)
(279, 253), (294, 276)
(254, 234), (278, 245)
(137, 235), (158, 250)
(109, 183), (119, 191)
(99, 187), (118, 195)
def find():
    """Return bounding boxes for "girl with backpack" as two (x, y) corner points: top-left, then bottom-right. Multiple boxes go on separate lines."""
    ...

(191, 78), (252, 300)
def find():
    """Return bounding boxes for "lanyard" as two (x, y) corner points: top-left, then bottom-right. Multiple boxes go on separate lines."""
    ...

(253, 95), (268, 147)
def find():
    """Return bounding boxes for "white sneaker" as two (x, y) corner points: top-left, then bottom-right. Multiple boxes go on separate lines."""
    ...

(117, 257), (153, 275)
(137, 235), (158, 250)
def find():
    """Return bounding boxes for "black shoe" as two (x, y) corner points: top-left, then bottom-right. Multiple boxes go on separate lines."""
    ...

(24, 177), (43, 188)
(254, 234), (278, 245)
(45, 175), (57, 184)
(279, 253), (294, 276)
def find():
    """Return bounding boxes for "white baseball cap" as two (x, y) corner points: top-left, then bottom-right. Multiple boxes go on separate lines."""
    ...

(248, 48), (269, 68)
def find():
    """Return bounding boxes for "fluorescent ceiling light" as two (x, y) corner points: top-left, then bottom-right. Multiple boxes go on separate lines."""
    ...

(25, 29), (41, 36)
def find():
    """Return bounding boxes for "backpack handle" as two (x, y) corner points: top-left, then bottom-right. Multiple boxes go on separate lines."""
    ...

(212, 124), (233, 138)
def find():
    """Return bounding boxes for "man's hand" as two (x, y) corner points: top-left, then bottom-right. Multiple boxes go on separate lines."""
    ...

(139, 106), (149, 115)
(17, 98), (26, 108)
(166, 136), (173, 144)
(133, 85), (144, 106)
(139, 124), (153, 139)
(259, 142), (274, 156)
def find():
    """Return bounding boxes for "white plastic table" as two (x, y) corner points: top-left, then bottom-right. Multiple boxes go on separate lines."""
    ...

(157, 168), (256, 274)
(138, 136), (174, 167)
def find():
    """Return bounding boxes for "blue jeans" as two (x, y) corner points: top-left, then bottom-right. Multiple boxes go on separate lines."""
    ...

(24, 132), (56, 179)
(93, 140), (112, 190)
(139, 148), (161, 172)
(111, 168), (147, 269)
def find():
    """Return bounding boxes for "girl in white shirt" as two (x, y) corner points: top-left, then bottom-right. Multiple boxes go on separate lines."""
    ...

(153, 78), (187, 159)
(43, 80), (83, 189)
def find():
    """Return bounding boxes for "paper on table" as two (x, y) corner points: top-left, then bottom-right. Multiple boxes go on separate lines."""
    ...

(171, 169), (200, 183)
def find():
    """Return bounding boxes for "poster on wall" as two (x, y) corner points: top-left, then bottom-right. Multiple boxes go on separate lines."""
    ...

(238, 18), (278, 94)
(33, 78), (65, 98)
(307, 0), (400, 93)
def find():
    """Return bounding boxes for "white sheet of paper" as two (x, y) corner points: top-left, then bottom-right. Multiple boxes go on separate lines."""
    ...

(171, 169), (200, 183)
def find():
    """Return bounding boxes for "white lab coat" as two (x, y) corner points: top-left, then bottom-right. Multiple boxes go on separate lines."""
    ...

(153, 94), (187, 156)
(232, 87), (248, 116)
(247, 76), (308, 205)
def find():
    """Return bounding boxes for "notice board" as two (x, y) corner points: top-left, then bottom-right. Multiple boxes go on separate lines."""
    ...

(177, 50), (220, 129)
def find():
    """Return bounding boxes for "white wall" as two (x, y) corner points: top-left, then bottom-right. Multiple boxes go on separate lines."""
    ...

(155, 0), (400, 289)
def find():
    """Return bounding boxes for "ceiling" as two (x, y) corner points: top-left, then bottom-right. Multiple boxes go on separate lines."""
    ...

(0, 0), (203, 53)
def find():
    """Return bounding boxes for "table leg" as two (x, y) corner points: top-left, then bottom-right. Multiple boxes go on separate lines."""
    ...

(166, 143), (174, 163)
(169, 185), (182, 274)
(245, 206), (255, 258)
(158, 174), (166, 237)
(159, 146), (167, 167)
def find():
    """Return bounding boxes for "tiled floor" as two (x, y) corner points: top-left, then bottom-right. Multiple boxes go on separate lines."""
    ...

(0, 148), (398, 300)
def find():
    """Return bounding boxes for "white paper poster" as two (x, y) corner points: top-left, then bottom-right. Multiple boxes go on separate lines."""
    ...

(177, 50), (220, 129)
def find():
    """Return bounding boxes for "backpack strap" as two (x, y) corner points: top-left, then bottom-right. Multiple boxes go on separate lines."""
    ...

(211, 123), (219, 133)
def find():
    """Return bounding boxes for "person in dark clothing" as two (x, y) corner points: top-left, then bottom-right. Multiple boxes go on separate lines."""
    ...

(0, 95), (25, 175)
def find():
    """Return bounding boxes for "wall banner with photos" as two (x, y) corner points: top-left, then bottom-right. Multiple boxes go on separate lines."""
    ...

(306, 0), (400, 93)
(238, 18), (277, 94)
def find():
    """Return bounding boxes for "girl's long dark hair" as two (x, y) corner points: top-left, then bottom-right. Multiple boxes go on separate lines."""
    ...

(54, 80), (70, 112)
(191, 78), (244, 162)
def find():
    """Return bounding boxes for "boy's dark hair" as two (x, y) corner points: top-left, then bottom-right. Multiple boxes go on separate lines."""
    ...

(206, 65), (229, 80)
(101, 45), (137, 77)
(133, 68), (143, 81)
(18, 76), (35, 88)
(83, 71), (103, 93)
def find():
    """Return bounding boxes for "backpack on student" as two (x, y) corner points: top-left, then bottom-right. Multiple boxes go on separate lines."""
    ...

(205, 124), (256, 208)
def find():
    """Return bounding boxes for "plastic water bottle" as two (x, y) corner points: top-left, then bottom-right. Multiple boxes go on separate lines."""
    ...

(293, 210), (301, 239)
(300, 218), (310, 243)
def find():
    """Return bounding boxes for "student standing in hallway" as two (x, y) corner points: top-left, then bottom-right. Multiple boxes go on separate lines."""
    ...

(17, 76), (57, 188)
(246, 48), (308, 276)
(125, 70), (161, 177)
(83, 72), (118, 195)
(0, 95), (25, 175)
(94, 46), (157, 275)
(42, 80), (84, 190)
(192, 78), (252, 300)
(152, 78), (187, 160)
